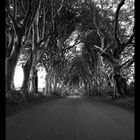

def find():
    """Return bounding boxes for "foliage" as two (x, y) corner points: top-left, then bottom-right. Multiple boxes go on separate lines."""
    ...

(6, 0), (135, 98)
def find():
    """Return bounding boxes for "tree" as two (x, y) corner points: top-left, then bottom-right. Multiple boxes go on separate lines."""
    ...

(5, 0), (40, 92)
(21, 43), (33, 95)
(75, 0), (135, 98)
(92, 0), (134, 98)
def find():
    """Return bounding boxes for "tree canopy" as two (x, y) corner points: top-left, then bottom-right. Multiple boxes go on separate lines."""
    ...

(6, 0), (135, 98)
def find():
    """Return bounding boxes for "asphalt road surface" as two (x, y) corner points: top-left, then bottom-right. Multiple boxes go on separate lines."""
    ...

(6, 97), (134, 140)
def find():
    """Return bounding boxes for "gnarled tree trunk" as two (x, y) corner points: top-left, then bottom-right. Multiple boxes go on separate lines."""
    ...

(6, 36), (22, 92)
(21, 52), (33, 95)
(113, 71), (127, 98)
(30, 66), (38, 94)
(6, 0), (40, 93)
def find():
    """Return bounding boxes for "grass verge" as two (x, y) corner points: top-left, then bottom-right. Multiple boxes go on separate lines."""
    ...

(89, 95), (134, 112)
(6, 95), (58, 118)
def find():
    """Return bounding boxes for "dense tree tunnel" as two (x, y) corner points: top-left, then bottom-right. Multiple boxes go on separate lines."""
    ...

(5, 0), (134, 101)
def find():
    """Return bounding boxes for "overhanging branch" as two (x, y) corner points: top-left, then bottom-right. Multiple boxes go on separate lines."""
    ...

(114, 0), (125, 45)
(37, 36), (51, 63)
(17, 0), (26, 15)
(38, 33), (51, 47)
(57, 0), (64, 14)
(13, 0), (17, 19)
(94, 45), (117, 65)
(6, 9), (18, 34)
(41, 3), (46, 39)
(22, 0), (32, 30)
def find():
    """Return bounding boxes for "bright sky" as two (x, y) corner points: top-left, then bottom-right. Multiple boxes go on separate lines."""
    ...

(37, 68), (46, 89)
(14, 66), (46, 90)
(14, 66), (24, 89)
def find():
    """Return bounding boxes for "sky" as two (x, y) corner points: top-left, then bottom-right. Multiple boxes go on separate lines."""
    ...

(14, 66), (24, 89)
(14, 66), (46, 90)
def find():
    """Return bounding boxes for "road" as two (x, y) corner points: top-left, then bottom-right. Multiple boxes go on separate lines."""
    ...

(6, 97), (134, 140)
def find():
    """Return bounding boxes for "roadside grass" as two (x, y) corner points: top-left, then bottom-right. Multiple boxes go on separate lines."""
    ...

(89, 95), (134, 112)
(6, 94), (58, 118)
(85, 86), (134, 112)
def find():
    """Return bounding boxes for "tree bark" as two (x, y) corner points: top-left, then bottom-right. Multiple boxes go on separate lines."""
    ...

(5, 38), (22, 92)
(30, 66), (38, 94)
(45, 74), (48, 95)
(113, 72), (127, 98)
(5, 0), (39, 93)
(35, 71), (38, 93)
(21, 53), (33, 95)
(5, 59), (16, 91)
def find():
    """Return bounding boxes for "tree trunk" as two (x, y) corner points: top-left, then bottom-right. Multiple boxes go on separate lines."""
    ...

(35, 71), (38, 93)
(96, 68), (101, 96)
(113, 73), (127, 98)
(53, 74), (59, 91)
(45, 73), (51, 95)
(21, 53), (33, 95)
(97, 80), (101, 96)
(30, 67), (38, 94)
(45, 74), (48, 95)
(84, 80), (88, 96)
(5, 39), (21, 92)
(49, 74), (53, 93)
(5, 58), (16, 91)
(5, 0), (40, 93)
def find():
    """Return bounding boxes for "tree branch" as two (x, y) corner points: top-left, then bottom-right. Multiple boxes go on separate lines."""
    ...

(27, 1), (40, 30)
(38, 33), (51, 47)
(13, 0), (17, 19)
(51, 0), (55, 32)
(104, 41), (114, 52)
(24, 2), (40, 43)
(35, 9), (40, 42)
(17, 0), (26, 15)
(57, 0), (64, 15)
(23, 26), (32, 46)
(32, 24), (35, 50)
(94, 45), (117, 65)
(117, 27), (135, 56)
(6, 8), (18, 34)
(37, 36), (51, 63)
(93, 15), (104, 38)
(93, 14), (105, 50)
(41, 3), (46, 39)
(6, 33), (14, 58)
(22, 0), (32, 30)
(114, 0), (125, 45)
